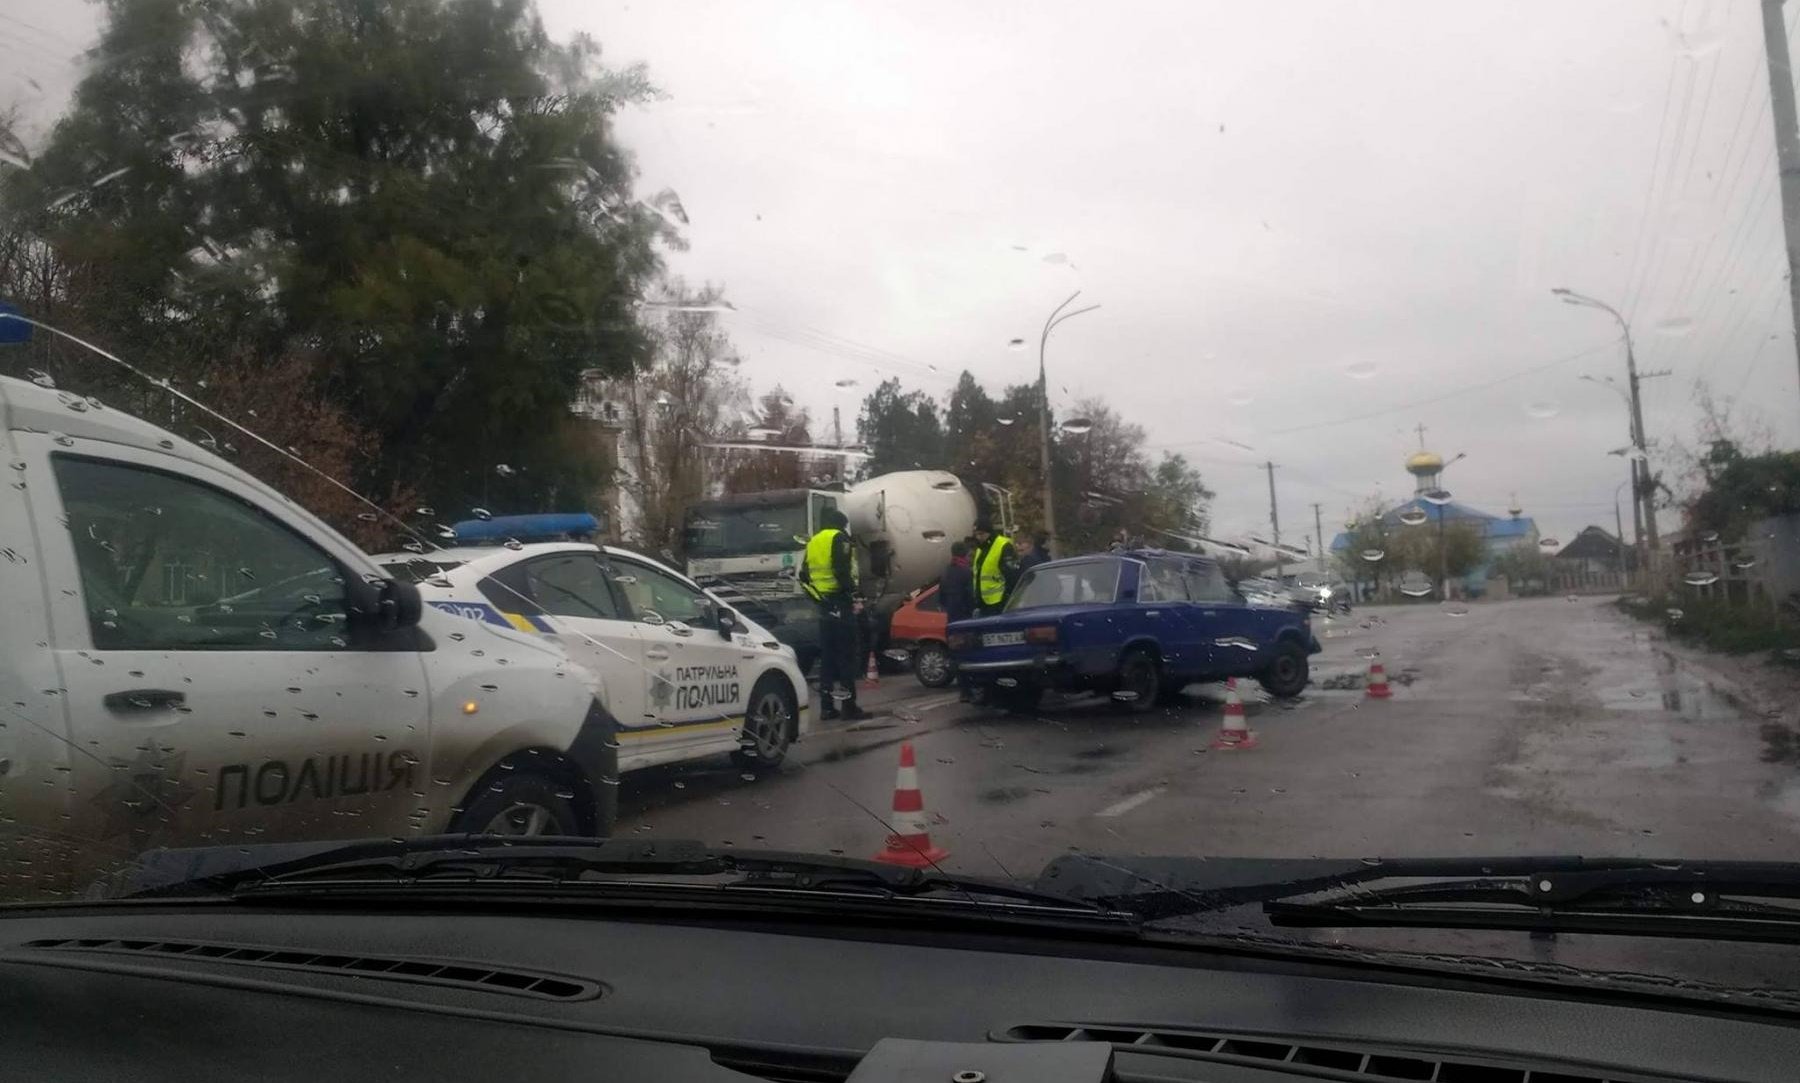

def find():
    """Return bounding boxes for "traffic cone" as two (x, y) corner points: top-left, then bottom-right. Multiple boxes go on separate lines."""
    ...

(1365, 659), (1393, 699)
(861, 652), (881, 688)
(874, 741), (948, 867)
(1210, 678), (1258, 750)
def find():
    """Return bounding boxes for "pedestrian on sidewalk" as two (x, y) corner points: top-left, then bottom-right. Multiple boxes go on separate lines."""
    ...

(940, 540), (977, 702)
(799, 508), (871, 721)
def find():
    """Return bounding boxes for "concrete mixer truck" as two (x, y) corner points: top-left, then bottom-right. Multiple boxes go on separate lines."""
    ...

(681, 471), (1015, 673)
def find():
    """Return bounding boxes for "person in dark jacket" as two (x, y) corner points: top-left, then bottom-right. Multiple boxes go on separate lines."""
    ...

(939, 541), (977, 701)
(1017, 531), (1051, 573)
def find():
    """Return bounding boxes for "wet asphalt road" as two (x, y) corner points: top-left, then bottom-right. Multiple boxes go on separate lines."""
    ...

(615, 596), (1800, 874)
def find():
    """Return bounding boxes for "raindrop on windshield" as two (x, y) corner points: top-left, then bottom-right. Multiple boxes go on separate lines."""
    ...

(415, 506), (436, 517)
(996, 416), (1016, 426)
(833, 378), (858, 389)
(1699, 530), (1720, 543)
(1341, 360), (1379, 380)
(1666, 607), (1685, 621)
(1060, 418), (1094, 435)
(503, 538), (524, 551)
(27, 370), (54, 388)
(1213, 636), (1258, 651)
(1654, 316), (1695, 337)
(1523, 400), (1560, 420)
(1397, 506), (1428, 527)
(1360, 549), (1386, 562)
(1007, 338), (1026, 350)
(1538, 537), (1560, 551)
(1734, 557), (1758, 570)
(471, 507), (493, 521)
(995, 677), (1019, 688)
(494, 464), (515, 478)
(1111, 690), (1138, 701)
(1042, 252), (1069, 265)
(1399, 578), (1434, 598)
(1683, 571), (1720, 587)
(1420, 488), (1453, 506)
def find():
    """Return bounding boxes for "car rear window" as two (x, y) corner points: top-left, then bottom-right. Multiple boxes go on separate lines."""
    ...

(1006, 559), (1120, 610)
(381, 559), (465, 583)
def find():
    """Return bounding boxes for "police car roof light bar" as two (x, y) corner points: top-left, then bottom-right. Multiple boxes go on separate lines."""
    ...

(450, 512), (602, 544)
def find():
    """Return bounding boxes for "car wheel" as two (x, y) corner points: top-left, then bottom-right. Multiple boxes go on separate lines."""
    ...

(1114, 648), (1161, 714)
(1257, 640), (1310, 698)
(733, 676), (797, 768)
(912, 642), (954, 688)
(453, 772), (582, 837)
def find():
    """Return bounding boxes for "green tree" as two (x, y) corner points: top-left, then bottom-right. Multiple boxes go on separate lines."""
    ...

(1686, 449), (1800, 543)
(1489, 542), (1552, 592)
(3, 0), (664, 528)
(720, 386), (815, 494)
(855, 377), (945, 477)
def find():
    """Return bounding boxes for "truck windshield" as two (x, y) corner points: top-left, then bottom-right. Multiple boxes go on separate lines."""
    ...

(1005, 558), (1121, 610)
(685, 500), (811, 558)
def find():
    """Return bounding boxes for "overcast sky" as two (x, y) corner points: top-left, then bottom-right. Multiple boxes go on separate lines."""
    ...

(8, 0), (1800, 548)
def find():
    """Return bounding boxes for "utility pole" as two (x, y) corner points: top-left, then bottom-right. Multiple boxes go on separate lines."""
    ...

(1265, 461), (1283, 580)
(1312, 503), (1326, 574)
(831, 406), (844, 484)
(1761, 0), (1800, 400)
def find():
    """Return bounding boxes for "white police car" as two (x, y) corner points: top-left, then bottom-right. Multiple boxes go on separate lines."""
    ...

(376, 522), (812, 773)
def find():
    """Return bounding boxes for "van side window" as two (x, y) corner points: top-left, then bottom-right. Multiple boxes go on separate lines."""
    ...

(51, 456), (350, 651)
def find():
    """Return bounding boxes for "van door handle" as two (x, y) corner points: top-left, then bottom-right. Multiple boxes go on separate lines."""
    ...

(645, 648), (670, 661)
(103, 689), (186, 712)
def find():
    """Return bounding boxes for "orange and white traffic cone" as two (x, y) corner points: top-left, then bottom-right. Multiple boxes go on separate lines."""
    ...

(1365, 659), (1393, 699)
(861, 652), (881, 688)
(1210, 678), (1258, 750)
(873, 741), (949, 868)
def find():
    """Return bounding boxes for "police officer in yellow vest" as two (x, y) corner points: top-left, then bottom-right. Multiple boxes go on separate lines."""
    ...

(971, 517), (1021, 616)
(798, 509), (871, 721)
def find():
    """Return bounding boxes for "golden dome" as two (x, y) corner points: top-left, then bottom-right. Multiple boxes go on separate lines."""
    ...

(1405, 450), (1444, 475)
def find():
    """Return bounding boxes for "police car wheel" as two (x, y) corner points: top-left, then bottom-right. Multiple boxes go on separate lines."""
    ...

(455, 774), (581, 838)
(733, 678), (796, 768)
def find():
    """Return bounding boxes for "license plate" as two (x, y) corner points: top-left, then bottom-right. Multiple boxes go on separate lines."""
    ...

(982, 631), (1025, 646)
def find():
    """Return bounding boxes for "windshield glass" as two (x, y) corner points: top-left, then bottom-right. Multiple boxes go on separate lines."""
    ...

(685, 498), (812, 558)
(8, 0), (1800, 1007)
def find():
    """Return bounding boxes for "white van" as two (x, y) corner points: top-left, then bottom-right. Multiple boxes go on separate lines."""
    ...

(0, 374), (618, 896)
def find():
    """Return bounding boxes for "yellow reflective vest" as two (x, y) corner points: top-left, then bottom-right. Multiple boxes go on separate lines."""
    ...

(802, 527), (857, 600)
(977, 533), (1012, 606)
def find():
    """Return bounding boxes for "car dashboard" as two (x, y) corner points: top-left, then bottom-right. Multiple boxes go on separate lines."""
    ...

(2, 903), (1795, 1082)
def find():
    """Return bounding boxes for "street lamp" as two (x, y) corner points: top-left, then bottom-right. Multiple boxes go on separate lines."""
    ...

(1037, 291), (1100, 551)
(1552, 287), (1659, 564)
(1613, 479), (1632, 575)
(1583, 373), (1647, 558)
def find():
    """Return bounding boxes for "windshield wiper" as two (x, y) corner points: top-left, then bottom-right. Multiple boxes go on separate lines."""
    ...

(1260, 857), (1800, 945)
(125, 836), (1132, 924)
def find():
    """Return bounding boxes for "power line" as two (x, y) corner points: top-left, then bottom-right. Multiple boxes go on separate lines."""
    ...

(1145, 336), (1622, 447)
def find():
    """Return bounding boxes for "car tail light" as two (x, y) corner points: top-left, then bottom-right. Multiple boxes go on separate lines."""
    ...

(1024, 625), (1058, 645)
(947, 632), (973, 650)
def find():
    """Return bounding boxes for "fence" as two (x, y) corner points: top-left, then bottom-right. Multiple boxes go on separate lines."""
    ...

(1670, 513), (1800, 611)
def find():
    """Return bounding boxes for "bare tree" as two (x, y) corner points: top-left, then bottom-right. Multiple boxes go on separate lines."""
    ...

(617, 281), (746, 552)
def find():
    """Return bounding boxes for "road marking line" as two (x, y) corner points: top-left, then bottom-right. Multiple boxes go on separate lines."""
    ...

(1095, 787), (1165, 819)
(911, 693), (964, 712)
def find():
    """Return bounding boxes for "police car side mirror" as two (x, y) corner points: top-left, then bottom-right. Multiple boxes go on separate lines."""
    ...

(715, 606), (740, 639)
(381, 577), (423, 630)
(347, 576), (422, 633)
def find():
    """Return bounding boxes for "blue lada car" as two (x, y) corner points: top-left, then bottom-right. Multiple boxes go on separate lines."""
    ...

(947, 548), (1321, 712)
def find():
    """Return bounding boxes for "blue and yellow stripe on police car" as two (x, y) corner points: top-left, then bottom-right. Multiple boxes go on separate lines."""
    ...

(426, 599), (553, 633)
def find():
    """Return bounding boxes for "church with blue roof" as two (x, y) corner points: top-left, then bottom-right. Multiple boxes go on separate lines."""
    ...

(1330, 439), (1538, 597)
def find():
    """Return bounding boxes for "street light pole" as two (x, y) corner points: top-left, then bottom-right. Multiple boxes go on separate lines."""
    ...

(1584, 374), (1647, 558)
(1037, 291), (1100, 552)
(1435, 452), (1466, 599)
(1613, 479), (1631, 575)
(1552, 288), (1666, 565)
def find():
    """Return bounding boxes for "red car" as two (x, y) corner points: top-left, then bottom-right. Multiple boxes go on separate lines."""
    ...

(887, 584), (952, 687)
